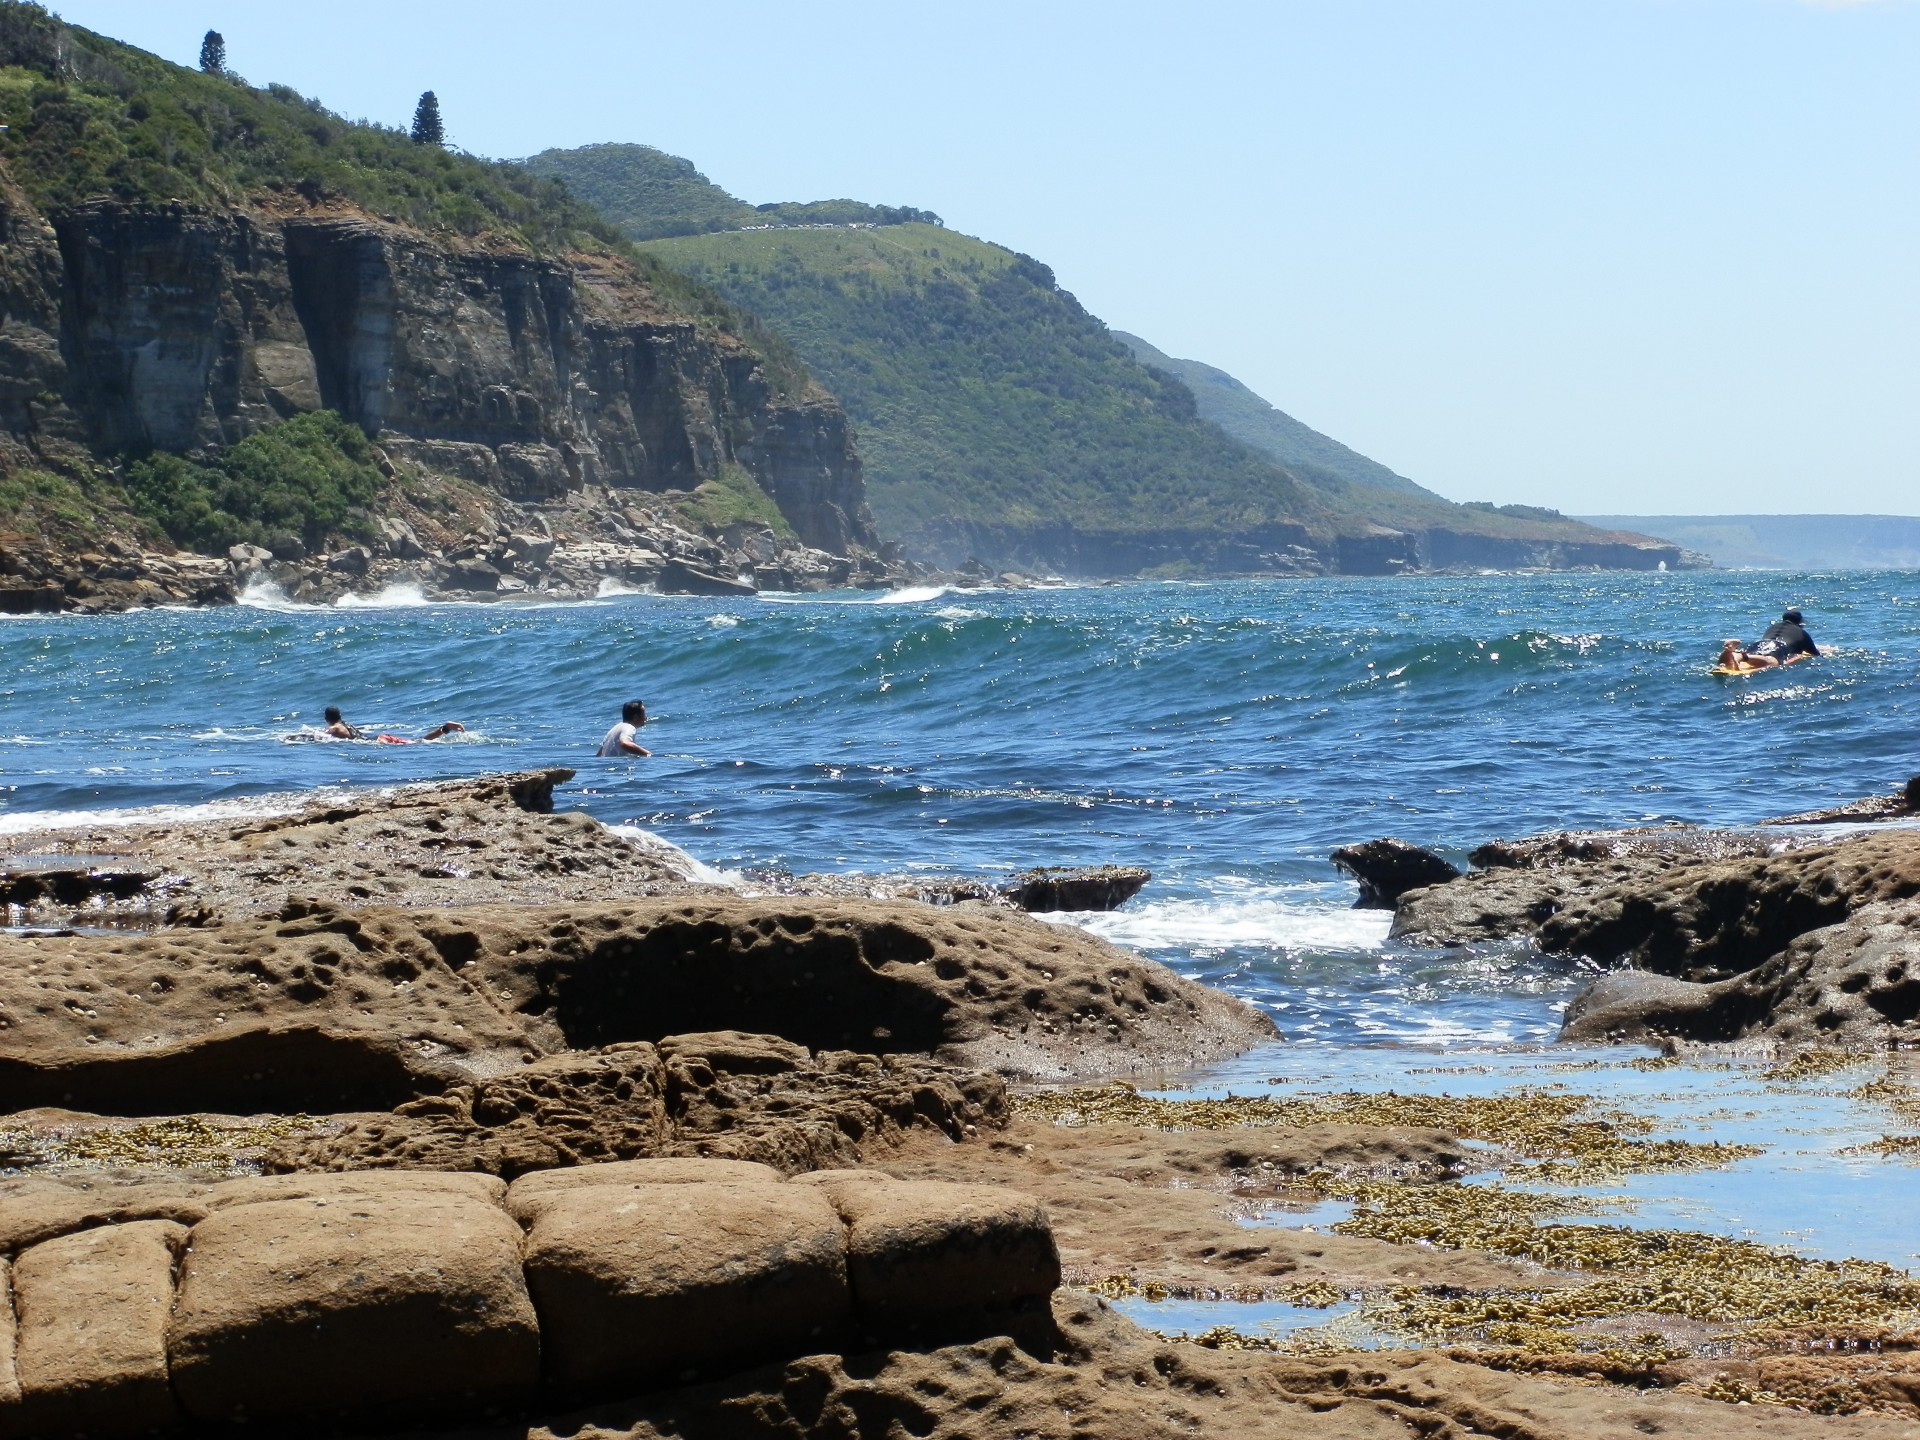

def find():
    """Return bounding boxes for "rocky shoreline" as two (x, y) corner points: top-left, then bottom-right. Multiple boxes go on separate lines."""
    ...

(3, 774), (1919, 1435)
(1335, 778), (1920, 1049)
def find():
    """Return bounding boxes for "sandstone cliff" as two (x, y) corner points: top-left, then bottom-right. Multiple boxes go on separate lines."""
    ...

(3, 194), (876, 555)
(0, 4), (887, 601)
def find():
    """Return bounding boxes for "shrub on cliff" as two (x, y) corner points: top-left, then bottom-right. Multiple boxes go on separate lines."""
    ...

(123, 412), (382, 557)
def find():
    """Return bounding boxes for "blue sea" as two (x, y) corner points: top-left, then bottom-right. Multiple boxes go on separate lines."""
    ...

(4, 569), (1919, 1290)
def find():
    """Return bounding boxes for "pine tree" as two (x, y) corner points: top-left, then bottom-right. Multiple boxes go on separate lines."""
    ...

(410, 91), (444, 147)
(198, 30), (225, 77)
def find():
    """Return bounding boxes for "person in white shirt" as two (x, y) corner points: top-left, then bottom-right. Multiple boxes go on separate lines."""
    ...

(596, 699), (650, 757)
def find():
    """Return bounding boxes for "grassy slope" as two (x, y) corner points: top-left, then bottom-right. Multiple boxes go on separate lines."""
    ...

(643, 224), (1333, 539)
(523, 142), (939, 242)
(0, 2), (813, 398)
(1114, 331), (1437, 500)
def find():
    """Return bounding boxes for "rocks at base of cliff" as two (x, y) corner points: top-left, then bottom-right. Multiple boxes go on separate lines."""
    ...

(1329, 839), (1461, 909)
(0, 1160), (1060, 1433)
(0, 533), (234, 613)
(262, 1032), (1009, 1178)
(1560, 899), (1920, 1048)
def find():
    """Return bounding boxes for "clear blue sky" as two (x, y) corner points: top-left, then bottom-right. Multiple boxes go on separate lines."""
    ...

(48, 0), (1920, 516)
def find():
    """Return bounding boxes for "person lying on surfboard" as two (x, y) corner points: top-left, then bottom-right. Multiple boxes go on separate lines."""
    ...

(1717, 608), (1819, 671)
(319, 706), (464, 743)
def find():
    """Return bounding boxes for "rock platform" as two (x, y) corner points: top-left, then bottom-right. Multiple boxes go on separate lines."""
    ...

(0, 1159), (1058, 1434)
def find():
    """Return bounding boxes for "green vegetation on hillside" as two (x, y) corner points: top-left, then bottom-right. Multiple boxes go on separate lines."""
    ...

(643, 224), (1328, 539)
(0, 2), (815, 398)
(671, 463), (795, 539)
(521, 143), (938, 241)
(124, 411), (383, 555)
(1113, 332), (1438, 501)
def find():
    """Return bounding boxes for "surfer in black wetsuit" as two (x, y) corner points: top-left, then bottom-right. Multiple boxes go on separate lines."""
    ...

(1719, 608), (1819, 671)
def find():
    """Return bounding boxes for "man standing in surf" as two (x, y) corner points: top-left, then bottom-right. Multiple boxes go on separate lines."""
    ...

(597, 700), (651, 757)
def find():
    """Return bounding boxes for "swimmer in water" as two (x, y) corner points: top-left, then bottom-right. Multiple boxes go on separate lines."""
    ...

(316, 708), (464, 743)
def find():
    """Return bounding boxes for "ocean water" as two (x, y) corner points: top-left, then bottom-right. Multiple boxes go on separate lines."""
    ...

(4, 569), (1919, 1283)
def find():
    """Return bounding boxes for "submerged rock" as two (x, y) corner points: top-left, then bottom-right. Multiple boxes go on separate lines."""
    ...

(999, 866), (1150, 912)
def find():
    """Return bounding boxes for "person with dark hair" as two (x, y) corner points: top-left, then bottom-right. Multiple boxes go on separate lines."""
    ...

(596, 700), (650, 757)
(316, 707), (463, 743)
(1719, 607), (1819, 672)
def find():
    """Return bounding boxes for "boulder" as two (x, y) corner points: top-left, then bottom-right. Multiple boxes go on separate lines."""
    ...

(166, 1192), (540, 1424)
(1561, 899), (1920, 1048)
(522, 1181), (849, 1393)
(443, 559), (502, 592)
(0, 1176), (215, 1253)
(1329, 838), (1462, 909)
(506, 532), (556, 569)
(9, 1219), (187, 1436)
(504, 1157), (784, 1225)
(799, 1172), (1060, 1331)
(658, 557), (756, 597)
(1000, 866), (1150, 912)
(226, 541), (273, 568)
(1537, 830), (1920, 980)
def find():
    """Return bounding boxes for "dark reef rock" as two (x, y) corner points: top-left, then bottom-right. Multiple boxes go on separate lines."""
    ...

(999, 866), (1150, 913)
(1329, 839), (1460, 909)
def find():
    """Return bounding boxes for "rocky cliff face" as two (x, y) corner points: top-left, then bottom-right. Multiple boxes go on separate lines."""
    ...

(1, 191), (876, 556)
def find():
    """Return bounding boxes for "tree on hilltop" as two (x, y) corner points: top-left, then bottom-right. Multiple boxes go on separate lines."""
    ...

(410, 91), (444, 147)
(198, 30), (226, 77)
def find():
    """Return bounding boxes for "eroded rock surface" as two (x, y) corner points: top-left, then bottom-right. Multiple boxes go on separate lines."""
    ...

(1561, 899), (1920, 1047)
(264, 1033), (1007, 1178)
(0, 769), (712, 928)
(0, 894), (1273, 1114)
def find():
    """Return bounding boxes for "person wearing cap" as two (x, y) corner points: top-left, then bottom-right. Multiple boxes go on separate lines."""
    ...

(1719, 608), (1819, 671)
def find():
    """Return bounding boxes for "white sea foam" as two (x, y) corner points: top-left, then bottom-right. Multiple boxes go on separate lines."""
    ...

(1038, 884), (1392, 955)
(707, 614), (741, 628)
(595, 578), (654, 598)
(236, 576), (312, 612)
(0, 790), (336, 837)
(870, 585), (950, 604)
(335, 581), (431, 609)
(607, 823), (741, 888)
